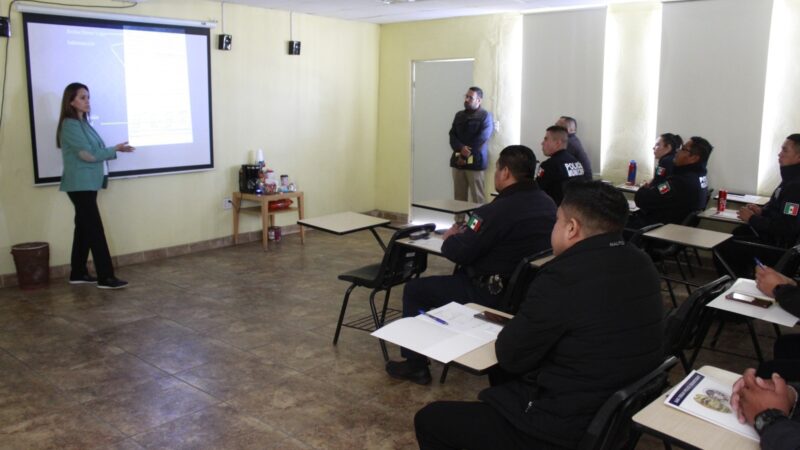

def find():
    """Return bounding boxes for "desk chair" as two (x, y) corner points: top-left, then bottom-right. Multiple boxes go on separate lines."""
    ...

(332, 223), (436, 361)
(578, 356), (678, 450)
(663, 275), (732, 373)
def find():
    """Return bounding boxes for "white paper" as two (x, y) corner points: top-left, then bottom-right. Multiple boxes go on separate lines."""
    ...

(710, 209), (741, 221)
(371, 302), (503, 363)
(399, 236), (444, 254)
(727, 194), (768, 205)
(616, 183), (640, 192)
(628, 200), (639, 212)
(665, 370), (759, 441)
(707, 279), (798, 327)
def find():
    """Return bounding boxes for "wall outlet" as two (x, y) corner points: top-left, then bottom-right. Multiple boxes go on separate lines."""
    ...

(223, 197), (233, 210)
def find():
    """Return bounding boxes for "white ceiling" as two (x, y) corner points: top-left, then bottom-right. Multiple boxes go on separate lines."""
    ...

(219, 0), (621, 24)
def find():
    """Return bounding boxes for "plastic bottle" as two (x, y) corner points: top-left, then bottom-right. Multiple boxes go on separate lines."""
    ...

(718, 189), (727, 212)
(627, 160), (637, 185)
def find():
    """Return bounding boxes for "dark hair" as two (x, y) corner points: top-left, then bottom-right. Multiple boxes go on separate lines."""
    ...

(559, 116), (577, 132)
(688, 136), (713, 164)
(546, 125), (569, 143)
(787, 134), (800, 150)
(56, 82), (89, 148)
(498, 145), (537, 180)
(660, 133), (683, 153)
(468, 86), (483, 99)
(561, 180), (629, 235)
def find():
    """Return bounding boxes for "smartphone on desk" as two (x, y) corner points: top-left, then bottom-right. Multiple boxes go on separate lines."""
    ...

(725, 292), (774, 309)
(474, 311), (511, 326)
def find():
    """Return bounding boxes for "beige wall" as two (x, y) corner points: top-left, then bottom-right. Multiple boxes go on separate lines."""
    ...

(0, 0), (379, 274)
(375, 14), (523, 214)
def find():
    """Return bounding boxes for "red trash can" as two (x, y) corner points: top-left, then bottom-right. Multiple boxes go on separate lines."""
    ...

(10, 242), (49, 290)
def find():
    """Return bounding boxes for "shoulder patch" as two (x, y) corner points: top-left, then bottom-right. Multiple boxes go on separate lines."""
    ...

(466, 213), (483, 232)
(656, 166), (666, 176)
(658, 182), (671, 195)
(784, 202), (799, 216)
(699, 176), (708, 189)
(564, 162), (585, 178)
(536, 167), (545, 178)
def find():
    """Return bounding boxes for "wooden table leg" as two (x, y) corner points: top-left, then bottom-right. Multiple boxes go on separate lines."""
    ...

(260, 198), (269, 251)
(298, 192), (305, 244)
(232, 192), (242, 245)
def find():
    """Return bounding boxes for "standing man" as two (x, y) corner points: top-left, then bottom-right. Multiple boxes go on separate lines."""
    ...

(414, 181), (664, 449)
(556, 116), (593, 179)
(536, 125), (586, 205)
(449, 86), (494, 209)
(386, 145), (556, 385)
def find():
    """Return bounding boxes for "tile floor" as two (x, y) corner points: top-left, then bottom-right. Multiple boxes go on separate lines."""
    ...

(0, 229), (785, 449)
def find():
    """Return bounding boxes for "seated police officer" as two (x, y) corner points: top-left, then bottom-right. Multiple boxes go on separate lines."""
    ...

(414, 180), (664, 449)
(715, 134), (800, 277)
(731, 367), (800, 450)
(629, 136), (713, 228)
(536, 125), (587, 205)
(385, 145), (557, 385)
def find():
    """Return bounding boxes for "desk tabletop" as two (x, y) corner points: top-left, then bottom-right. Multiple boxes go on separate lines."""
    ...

(396, 235), (444, 255)
(644, 223), (732, 249)
(615, 183), (640, 193)
(715, 193), (770, 206)
(698, 208), (745, 224)
(633, 366), (757, 450)
(453, 303), (513, 371)
(707, 278), (798, 327)
(298, 212), (390, 235)
(412, 199), (484, 214)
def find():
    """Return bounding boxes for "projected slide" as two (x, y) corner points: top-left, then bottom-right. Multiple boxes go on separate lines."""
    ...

(23, 13), (213, 184)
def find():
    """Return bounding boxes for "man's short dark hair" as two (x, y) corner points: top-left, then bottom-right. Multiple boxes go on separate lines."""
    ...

(469, 86), (483, 99)
(561, 181), (629, 235)
(546, 125), (569, 144)
(787, 134), (800, 151)
(688, 136), (713, 164)
(560, 116), (577, 132)
(498, 145), (537, 180)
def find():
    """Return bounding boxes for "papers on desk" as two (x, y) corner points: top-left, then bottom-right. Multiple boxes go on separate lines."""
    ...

(628, 200), (639, 212)
(665, 370), (759, 441)
(708, 279), (798, 327)
(371, 302), (503, 363)
(717, 193), (769, 205)
(398, 236), (444, 254)
(708, 209), (740, 221)
(616, 183), (640, 192)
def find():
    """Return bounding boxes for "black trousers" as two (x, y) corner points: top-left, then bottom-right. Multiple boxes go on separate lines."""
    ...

(713, 226), (784, 278)
(414, 401), (566, 450)
(67, 191), (114, 280)
(758, 334), (800, 381)
(400, 272), (501, 361)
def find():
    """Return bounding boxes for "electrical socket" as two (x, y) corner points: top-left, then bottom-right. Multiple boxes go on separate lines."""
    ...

(0, 17), (10, 38)
(222, 197), (233, 210)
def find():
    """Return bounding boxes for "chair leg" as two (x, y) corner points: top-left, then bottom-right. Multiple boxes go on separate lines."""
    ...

(664, 278), (677, 308)
(333, 283), (357, 345)
(746, 319), (765, 363)
(440, 364), (450, 384)
(682, 248), (695, 277)
(774, 323), (782, 338)
(693, 248), (702, 267)
(379, 288), (392, 325)
(368, 289), (390, 361)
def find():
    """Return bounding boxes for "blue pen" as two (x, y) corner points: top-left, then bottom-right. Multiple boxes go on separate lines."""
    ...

(754, 257), (765, 268)
(419, 309), (449, 325)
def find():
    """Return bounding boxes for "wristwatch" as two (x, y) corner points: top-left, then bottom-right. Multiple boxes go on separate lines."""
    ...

(754, 408), (788, 434)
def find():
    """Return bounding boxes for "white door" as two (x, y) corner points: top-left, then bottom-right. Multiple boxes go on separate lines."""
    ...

(411, 59), (474, 227)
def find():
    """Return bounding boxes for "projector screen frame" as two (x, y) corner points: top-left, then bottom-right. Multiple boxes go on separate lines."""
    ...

(21, 9), (215, 185)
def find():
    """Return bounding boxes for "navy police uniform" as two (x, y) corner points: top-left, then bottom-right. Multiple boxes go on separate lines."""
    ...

(652, 151), (676, 186)
(536, 149), (586, 205)
(400, 179), (556, 362)
(630, 161), (708, 227)
(415, 232), (664, 449)
(566, 134), (593, 180)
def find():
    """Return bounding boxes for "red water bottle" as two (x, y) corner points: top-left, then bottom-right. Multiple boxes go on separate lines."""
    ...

(718, 189), (727, 212)
(626, 160), (637, 185)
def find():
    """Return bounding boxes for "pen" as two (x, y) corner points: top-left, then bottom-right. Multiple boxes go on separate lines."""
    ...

(754, 257), (765, 268)
(418, 309), (448, 325)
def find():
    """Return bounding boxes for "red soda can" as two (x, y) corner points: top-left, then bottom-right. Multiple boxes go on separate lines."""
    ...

(718, 189), (727, 212)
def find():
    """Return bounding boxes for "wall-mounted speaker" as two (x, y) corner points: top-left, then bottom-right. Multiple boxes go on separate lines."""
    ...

(288, 40), (301, 55)
(218, 34), (232, 51)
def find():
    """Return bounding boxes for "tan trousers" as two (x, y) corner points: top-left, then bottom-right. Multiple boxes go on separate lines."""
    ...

(452, 168), (485, 222)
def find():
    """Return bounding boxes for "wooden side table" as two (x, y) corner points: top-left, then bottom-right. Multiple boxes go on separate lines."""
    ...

(232, 191), (305, 251)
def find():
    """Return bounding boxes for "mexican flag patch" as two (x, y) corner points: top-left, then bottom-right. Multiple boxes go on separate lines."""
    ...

(536, 167), (545, 178)
(784, 202), (799, 216)
(656, 166), (666, 176)
(658, 182), (671, 195)
(466, 214), (483, 232)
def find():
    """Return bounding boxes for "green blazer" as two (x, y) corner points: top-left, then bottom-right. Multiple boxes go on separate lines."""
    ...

(59, 118), (117, 192)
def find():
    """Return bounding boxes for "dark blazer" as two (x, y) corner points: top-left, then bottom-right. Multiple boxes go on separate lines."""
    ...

(448, 108), (493, 171)
(478, 232), (664, 449)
